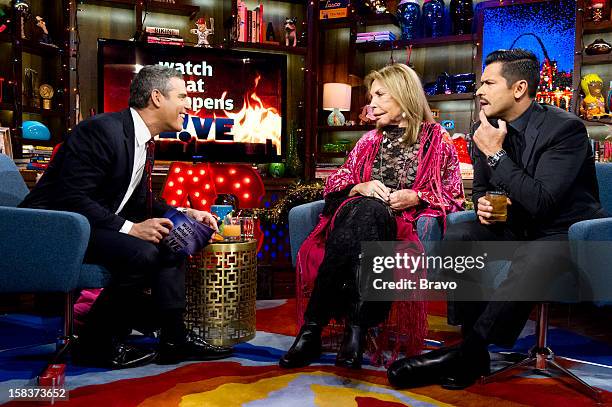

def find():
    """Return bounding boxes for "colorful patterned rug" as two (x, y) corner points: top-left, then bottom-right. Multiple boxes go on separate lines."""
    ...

(1, 299), (611, 406)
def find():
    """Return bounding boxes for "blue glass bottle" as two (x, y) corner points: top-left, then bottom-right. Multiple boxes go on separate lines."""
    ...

(422, 0), (444, 38)
(450, 0), (473, 35)
(396, 0), (421, 41)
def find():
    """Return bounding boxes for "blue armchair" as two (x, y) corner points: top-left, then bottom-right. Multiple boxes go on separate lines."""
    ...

(0, 154), (111, 373)
(445, 162), (612, 402)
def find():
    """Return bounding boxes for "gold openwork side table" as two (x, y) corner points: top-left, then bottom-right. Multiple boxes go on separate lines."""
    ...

(185, 240), (257, 346)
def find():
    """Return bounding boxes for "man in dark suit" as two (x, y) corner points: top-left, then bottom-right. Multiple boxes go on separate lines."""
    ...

(20, 65), (232, 368)
(387, 49), (605, 389)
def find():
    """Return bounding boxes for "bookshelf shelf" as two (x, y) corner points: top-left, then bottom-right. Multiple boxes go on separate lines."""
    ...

(582, 53), (612, 66)
(22, 107), (64, 118)
(318, 125), (375, 132)
(231, 41), (307, 55)
(317, 152), (348, 159)
(582, 118), (612, 127)
(0, 32), (11, 44)
(19, 39), (62, 57)
(83, 0), (199, 18)
(426, 93), (475, 102)
(0, 102), (14, 112)
(355, 34), (474, 52)
(583, 20), (612, 34)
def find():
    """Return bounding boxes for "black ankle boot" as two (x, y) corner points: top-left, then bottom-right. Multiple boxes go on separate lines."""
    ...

(279, 322), (323, 368)
(335, 324), (364, 369)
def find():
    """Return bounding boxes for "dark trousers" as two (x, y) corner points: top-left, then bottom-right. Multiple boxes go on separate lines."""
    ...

(80, 228), (185, 346)
(444, 220), (572, 348)
(304, 197), (396, 328)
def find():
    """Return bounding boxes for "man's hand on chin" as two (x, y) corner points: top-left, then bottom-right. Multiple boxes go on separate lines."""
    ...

(473, 109), (507, 157)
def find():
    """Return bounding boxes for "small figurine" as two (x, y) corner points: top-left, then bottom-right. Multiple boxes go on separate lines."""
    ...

(266, 22), (275, 42)
(580, 73), (609, 119)
(284, 17), (297, 47)
(190, 17), (214, 48)
(35, 16), (55, 46)
(359, 105), (376, 125)
(585, 38), (612, 55)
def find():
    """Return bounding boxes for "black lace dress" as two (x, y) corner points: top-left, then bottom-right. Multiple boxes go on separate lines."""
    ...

(304, 126), (421, 326)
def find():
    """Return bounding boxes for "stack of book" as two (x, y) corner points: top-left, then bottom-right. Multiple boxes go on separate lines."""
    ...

(356, 31), (396, 44)
(315, 163), (340, 180)
(236, 0), (265, 43)
(144, 26), (184, 46)
(592, 139), (612, 163)
(21, 144), (53, 170)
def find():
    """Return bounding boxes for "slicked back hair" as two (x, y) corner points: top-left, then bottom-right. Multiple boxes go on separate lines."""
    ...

(485, 49), (540, 98)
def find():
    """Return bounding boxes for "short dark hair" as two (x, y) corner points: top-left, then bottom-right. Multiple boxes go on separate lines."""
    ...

(128, 65), (183, 109)
(484, 49), (540, 98)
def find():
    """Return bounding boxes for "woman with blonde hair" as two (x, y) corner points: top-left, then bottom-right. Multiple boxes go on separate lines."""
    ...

(280, 64), (465, 369)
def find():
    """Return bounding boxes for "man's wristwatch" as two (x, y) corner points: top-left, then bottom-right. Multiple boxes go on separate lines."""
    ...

(486, 149), (507, 168)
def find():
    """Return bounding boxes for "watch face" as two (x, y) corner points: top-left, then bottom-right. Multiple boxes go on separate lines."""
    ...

(39, 84), (54, 99)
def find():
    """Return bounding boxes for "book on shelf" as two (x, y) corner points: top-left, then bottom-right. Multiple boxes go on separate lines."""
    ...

(0, 127), (12, 159)
(236, 0), (264, 44)
(145, 26), (180, 37)
(147, 38), (184, 46)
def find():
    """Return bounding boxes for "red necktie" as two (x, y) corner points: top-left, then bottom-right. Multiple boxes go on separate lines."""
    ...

(145, 139), (155, 218)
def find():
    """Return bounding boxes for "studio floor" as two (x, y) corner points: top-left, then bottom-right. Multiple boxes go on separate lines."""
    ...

(1, 299), (611, 406)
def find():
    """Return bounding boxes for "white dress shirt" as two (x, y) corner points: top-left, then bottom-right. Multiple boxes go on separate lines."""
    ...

(116, 108), (152, 233)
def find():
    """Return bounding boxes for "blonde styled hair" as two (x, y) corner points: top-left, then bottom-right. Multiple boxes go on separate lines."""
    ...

(364, 64), (434, 145)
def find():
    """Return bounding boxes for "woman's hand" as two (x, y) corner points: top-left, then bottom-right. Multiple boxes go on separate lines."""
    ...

(389, 189), (420, 210)
(349, 180), (390, 202)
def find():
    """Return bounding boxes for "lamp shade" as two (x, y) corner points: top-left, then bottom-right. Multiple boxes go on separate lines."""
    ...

(322, 83), (351, 111)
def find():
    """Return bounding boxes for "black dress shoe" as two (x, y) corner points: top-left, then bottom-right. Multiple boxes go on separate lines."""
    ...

(440, 347), (490, 390)
(72, 342), (157, 369)
(335, 324), (364, 369)
(387, 346), (462, 388)
(279, 322), (322, 368)
(157, 332), (233, 365)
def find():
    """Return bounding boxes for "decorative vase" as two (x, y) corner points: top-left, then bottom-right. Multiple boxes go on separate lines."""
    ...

(268, 162), (286, 178)
(286, 124), (303, 177)
(422, 0), (444, 38)
(450, 0), (473, 35)
(397, 0), (421, 40)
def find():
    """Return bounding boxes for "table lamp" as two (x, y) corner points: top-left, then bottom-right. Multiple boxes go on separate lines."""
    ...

(323, 83), (351, 126)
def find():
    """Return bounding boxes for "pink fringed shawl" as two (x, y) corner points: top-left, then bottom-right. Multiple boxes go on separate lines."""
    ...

(296, 122), (464, 365)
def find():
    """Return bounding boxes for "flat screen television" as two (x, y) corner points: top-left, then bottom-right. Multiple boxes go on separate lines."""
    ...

(98, 39), (287, 163)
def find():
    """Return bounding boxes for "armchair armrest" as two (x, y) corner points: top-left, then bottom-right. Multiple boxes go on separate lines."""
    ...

(0, 207), (91, 293)
(569, 217), (612, 303)
(289, 200), (325, 266)
(447, 210), (477, 225)
(568, 217), (612, 241)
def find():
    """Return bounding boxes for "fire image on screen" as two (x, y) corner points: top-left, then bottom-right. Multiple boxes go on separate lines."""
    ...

(98, 39), (286, 163)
